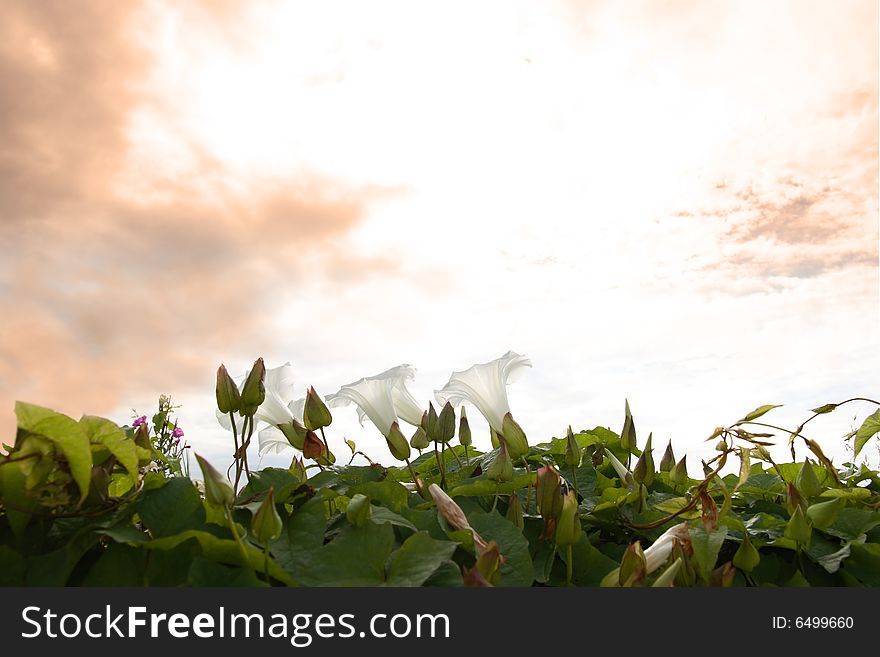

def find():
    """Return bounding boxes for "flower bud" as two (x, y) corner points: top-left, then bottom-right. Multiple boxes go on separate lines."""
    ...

(239, 357), (266, 416)
(251, 488), (283, 543)
(426, 402), (439, 442)
(279, 418), (308, 450)
(659, 440), (675, 472)
(490, 428), (501, 449)
(501, 412), (529, 459)
(715, 439), (727, 452)
(506, 493), (523, 530)
(195, 453), (235, 508)
(604, 448), (632, 486)
(555, 490), (583, 547)
(619, 540), (647, 587)
(289, 455), (306, 481)
(346, 493), (372, 528)
(670, 455), (688, 486)
(215, 364), (241, 414)
(435, 402), (456, 444)
(806, 497), (842, 530)
(786, 482), (807, 515)
(302, 430), (326, 460)
(536, 465), (563, 520)
(564, 425), (582, 468)
(784, 505), (812, 545)
(410, 426), (429, 450)
(711, 561), (736, 587)
(796, 460), (821, 499)
(475, 540), (503, 586)
(385, 421), (411, 461)
(632, 433), (655, 486)
(428, 483), (490, 553)
(733, 532), (760, 572)
(458, 406), (472, 447)
(620, 399), (637, 453)
(419, 410), (428, 431)
(487, 440), (514, 482)
(652, 557), (683, 587)
(303, 386), (332, 431)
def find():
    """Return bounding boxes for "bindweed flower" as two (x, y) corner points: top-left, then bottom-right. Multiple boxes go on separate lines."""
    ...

(172, 426), (184, 439)
(435, 350), (531, 454)
(643, 522), (691, 574)
(327, 364), (425, 429)
(133, 415), (147, 428)
(327, 368), (418, 460)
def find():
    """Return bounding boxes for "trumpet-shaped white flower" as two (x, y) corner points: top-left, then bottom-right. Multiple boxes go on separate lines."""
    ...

(215, 362), (304, 455)
(643, 522), (691, 573)
(434, 351), (531, 434)
(327, 375), (399, 437)
(327, 364), (424, 431)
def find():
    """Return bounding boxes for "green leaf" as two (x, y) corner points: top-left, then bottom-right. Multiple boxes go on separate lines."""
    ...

(271, 497), (327, 577)
(558, 459), (598, 498)
(565, 535), (619, 586)
(448, 470), (534, 497)
(137, 477), (206, 537)
(0, 461), (35, 539)
(79, 415), (139, 487)
(854, 409), (880, 458)
(237, 468), (302, 504)
(15, 401), (92, 503)
(810, 403), (837, 415)
(349, 479), (409, 513)
(468, 511), (534, 587)
(80, 543), (145, 586)
(841, 543), (880, 586)
(0, 546), (25, 586)
(295, 522), (395, 586)
(386, 532), (458, 586)
(369, 506), (418, 532)
(819, 487), (871, 500)
(187, 557), (268, 587)
(143, 530), (294, 585)
(740, 404), (782, 423)
(689, 525), (728, 583)
(823, 508), (880, 542)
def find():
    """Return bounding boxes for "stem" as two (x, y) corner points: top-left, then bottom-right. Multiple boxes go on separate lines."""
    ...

(521, 457), (533, 513)
(319, 426), (331, 455)
(263, 543), (270, 583)
(450, 445), (463, 468)
(434, 442), (447, 489)
(566, 544), (574, 586)
(571, 467), (579, 498)
(229, 412), (242, 493)
(242, 415), (253, 478)
(224, 507), (251, 569)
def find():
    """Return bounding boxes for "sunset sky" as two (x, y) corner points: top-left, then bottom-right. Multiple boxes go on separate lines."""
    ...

(1, 0), (877, 473)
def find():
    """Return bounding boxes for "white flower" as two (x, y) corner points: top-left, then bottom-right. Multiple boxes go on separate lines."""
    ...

(327, 364), (424, 432)
(434, 350), (531, 434)
(215, 362), (303, 455)
(327, 375), (399, 437)
(643, 522), (691, 573)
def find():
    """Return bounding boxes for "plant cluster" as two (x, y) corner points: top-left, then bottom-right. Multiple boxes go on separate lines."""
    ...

(1, 352), (878, 586)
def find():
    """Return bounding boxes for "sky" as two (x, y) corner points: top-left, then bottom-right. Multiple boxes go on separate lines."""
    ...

(0, 0), (877, 475)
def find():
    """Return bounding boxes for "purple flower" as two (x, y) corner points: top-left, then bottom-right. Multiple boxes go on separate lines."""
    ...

(172, 426), (184, 439)
(133, 415), (147, 428)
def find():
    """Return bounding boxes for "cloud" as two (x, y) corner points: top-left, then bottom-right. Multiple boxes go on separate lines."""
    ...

(0, 1), (398, 437)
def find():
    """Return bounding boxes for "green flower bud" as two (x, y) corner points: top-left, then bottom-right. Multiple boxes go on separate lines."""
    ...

(251, 488), (282, 544)
(670, 455), (688, 486)
(458, 407), (472, 447)
(289, 455), (306, 481)
(786, 482), (807, 515)
(215, 364), (241, 414)
(279, 418), (308, 450)
(555, 490), (583, 547)
(659, 440), (675, 472)
(632, 433), (655, 486)
(490, 428), (501, 449)
(346, 493), (372, 528)
(620, 399), (637, 453)
(564, 425), (582, 468)
(506, 493), (523, 530)
(711, 561), (736, 587)
(303, 386), (332, 431)
(796, 460), (821, 499)
(419, 410), (428, 431)
(426, 402), (439, 442)
(474, 540), (503, 586)
(619, 540), (647, 587)
(410, 426), (429, 450)
(501, 412), (529, 460)
(195, 453), (235, 508)
(732, 533), (760, 572)
(652, 557), (683, 587)
(536, 465), (563, 520)
(806, 498), (842, 530)
(487, 440), (514, 482)
(302, 430), (326, 461)
(435, 402), (456, 444)
(385, 421), (411, 461)
(784, 505), (812, 545)
(239, 357), (266, 416)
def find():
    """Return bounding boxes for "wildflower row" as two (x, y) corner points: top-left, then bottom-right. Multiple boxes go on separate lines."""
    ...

(1, 353), (879, 587)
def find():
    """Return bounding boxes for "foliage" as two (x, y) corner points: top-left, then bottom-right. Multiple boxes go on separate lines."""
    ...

(1, 375), (879, 587)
